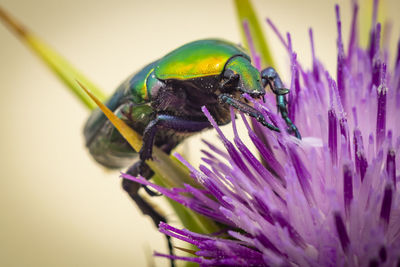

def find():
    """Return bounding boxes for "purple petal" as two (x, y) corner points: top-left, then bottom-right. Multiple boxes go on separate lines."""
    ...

(343, 164), (353, 216)
(380, 185), (392, 227)
(334, 212), (350, 252)
(347, 3), (359, 63)
(328, 109), (338, 164)
(376, 66), (387, 147)
(386, 149), (396, 187)
(336, 5), (346, 105)
(353, 129), (369, 181)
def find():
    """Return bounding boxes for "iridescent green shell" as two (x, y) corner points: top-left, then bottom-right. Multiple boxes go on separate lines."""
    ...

(84, 39), (254, 169)
(123, 61), (158, 104)
(225, 56), (263, 95)
(154, 39), (249, 80)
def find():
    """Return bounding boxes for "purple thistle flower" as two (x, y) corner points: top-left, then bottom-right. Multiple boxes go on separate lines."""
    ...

(123, 2), (400, 266)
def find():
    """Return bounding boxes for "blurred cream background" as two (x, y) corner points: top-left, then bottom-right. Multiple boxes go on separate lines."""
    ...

(0, 0), (399, 266)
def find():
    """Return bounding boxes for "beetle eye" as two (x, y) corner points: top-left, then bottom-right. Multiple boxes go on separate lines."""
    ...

(221, 69), (239, 89)
(223, 69), (239, 81)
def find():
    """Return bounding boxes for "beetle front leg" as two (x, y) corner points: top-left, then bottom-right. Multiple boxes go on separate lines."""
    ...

(140, 114), (211, 161)
(276, 94), (301, 139)
(218, 94), (281, 132)
(261, 67), (301, 139)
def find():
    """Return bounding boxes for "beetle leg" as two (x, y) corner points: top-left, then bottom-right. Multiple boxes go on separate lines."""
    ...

(276, 94), (301, 139)
(261, 67), (301, 139)
(126, 161), (162, 196)
(122, 161), (175, 267)
(218, 94), (281, 132)
(140, 115), (211, 161)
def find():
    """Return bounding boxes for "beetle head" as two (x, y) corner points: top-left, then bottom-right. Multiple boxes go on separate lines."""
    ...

(220, 56), (265, 98)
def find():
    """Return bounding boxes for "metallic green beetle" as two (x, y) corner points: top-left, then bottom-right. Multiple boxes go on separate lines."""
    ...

(84, 39), (300, 264)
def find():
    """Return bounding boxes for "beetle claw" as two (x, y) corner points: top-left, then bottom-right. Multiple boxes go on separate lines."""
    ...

(139, 145), (153, 161)
(273, 88), (290, 95)
(139, 150), (153, 162)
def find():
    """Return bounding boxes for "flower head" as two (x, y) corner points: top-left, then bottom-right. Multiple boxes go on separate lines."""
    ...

(124, 2), (400, 266)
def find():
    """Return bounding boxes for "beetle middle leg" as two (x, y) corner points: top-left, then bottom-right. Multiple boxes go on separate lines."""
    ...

(122, 161), (175, 267)
(261, 67), (301, 139)
(122, 115), (210, 266)
(140, 114), (211, 161)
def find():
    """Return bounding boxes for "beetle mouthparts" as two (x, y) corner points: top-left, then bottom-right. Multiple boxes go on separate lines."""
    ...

(249, 92), (264, 99)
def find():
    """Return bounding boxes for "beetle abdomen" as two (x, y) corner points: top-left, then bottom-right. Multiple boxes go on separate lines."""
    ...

(84, 101), (155, 169)
(85, 112), (139, 169)
(84, 66), (156, 169)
